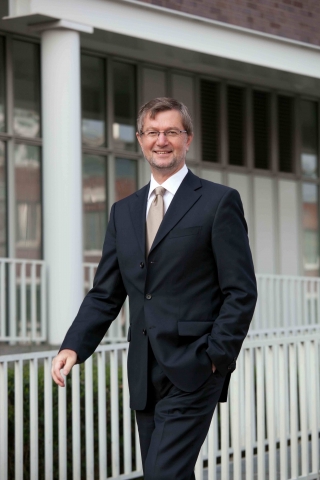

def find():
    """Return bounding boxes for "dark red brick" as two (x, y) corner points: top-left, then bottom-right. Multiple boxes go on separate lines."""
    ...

(137, 0), (320, 46)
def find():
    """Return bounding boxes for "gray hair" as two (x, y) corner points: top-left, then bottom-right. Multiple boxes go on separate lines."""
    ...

(137, 97), (193, 135)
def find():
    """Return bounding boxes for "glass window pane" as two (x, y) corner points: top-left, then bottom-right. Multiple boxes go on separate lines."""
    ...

(0, 141), (6, 256)
(0, 36), (5, 133)
(228, 85), (245, 166)
(83, 154), (107, 263)
(113, 62), (136, 152)
(278, 95), (294, 173)
(13, 40), (40, 138)
(81, 55), (106, 147)
(301, 100), (318, 179)
(14, 144), (42, 259)
(115, 158), (137, 201)
(200, 80), (220, 163)
(253, 90), (270, 170)
(302, 183), (319, 276)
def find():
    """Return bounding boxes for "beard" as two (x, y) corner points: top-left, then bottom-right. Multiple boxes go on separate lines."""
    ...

(143, 151), (186, 172)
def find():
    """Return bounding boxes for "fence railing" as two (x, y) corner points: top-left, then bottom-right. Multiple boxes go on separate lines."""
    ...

(0, 257), (46, 342)
(1, 259), (320, 344)
(253, 274), (320, 330)
(1, 332), (319, 479)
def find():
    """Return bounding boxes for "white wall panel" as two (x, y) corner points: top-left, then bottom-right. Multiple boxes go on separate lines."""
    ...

(278, 179), (300, 275)
(200, 169), (223, 185)
(142, 68), (166, 104)
(227, 173), (251, 233)
(253, 176), (276, 274)
(172, 74), (196, 160)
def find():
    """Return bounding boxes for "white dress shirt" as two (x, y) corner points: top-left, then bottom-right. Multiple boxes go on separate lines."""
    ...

(146, 164), (189, 218)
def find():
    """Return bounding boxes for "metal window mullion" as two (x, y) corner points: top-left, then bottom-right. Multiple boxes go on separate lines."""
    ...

(107, 56), (114, 152)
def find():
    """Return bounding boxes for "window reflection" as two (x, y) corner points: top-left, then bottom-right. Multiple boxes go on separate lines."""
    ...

(115, 158), (137, 201)
(0, 141), (6, 256)
(81, 55), (106, 147)
(14, 144), (42, 259)
(301, 100), (318, 179)
(83, 154), (106, 263)
(113, 62), (136, 151)
(0, 37), (5, 132)
(302, 183), (319, 276)
(13, 41), (40, 138)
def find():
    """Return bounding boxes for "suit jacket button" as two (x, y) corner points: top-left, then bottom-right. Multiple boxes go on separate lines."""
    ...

(140, 262), (144, 268)
(146, 294), (152, 300)
(142, 329), (147, 335)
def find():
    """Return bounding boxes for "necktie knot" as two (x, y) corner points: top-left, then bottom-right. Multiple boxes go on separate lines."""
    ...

(154, 186), (166, 197)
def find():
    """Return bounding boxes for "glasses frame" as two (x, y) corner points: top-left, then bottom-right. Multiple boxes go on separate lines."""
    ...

(139, 129), (188, 138)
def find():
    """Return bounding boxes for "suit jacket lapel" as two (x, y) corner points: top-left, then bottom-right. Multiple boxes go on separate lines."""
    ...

(128, 183), (149, 258)
(149, 171), (202, 255)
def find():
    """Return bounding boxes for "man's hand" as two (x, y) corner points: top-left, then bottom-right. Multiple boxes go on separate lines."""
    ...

(212, 363), (216, 373)
(51, 349), (77, 387)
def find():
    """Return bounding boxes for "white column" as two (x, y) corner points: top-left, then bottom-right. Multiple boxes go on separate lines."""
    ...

(33, 21), (93, 344)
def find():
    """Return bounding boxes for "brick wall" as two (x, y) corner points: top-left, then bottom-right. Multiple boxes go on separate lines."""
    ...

(137, 0), (320, 46)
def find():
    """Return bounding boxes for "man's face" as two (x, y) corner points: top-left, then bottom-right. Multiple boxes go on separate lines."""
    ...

(136, 110), (193, 174)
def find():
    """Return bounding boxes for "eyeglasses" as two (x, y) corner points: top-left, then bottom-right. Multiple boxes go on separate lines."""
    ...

(140, 129), (188, 138)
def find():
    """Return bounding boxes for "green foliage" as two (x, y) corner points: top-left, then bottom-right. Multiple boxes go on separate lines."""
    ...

(7, 359), (137, 479)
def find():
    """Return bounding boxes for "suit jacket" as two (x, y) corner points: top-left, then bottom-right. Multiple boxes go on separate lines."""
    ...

(60, 170), (257, 410)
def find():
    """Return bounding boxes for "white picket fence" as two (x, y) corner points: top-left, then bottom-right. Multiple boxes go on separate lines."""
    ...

(1, 257), (320, 343)
(1, 331), (319, 480)
(0, 257), (46, 342)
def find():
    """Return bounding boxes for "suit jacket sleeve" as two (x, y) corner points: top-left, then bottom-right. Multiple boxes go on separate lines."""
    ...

(60, 203), (127, 362)
(206, 189), (257, 376)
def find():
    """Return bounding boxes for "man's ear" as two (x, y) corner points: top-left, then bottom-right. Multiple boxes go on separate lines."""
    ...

(186, 134), (194, 149)
(136, 131), (143, 149)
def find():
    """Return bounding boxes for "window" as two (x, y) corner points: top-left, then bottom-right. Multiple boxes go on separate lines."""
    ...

(115, 158), (138, 202)
(200, 80), (220, 163)
(81, 55), (106, 147)
(228, 85), (245, 166)
(82, 154), (107, 263)
(14, 144), (42, 259)
(253, 90), (270, 170)
(302, 183), (319, 276)
(0, 141), (6, 256)
(301, 100), (318, 179)
(13, 40), (40, 138)
(113, 62), (136, 152)
(0, 36), (5, 132)
(278, 95), (294, 173)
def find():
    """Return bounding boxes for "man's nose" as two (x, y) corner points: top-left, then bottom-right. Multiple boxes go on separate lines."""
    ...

(156, 132), (169, 145)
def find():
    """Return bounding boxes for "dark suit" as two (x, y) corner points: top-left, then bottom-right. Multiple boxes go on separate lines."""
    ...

(60, 170), (257, 477)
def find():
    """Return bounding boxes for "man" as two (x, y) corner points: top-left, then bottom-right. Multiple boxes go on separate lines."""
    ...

(52, 97), (257, 479)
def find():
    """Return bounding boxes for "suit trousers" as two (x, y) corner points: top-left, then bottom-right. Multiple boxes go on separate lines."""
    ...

(135, 343), (225, 480)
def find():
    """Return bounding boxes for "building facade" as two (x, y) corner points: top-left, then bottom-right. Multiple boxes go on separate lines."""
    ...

(0, 0), (320, 343)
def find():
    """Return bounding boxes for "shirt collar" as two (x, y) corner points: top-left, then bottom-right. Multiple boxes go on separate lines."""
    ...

(148, 164), (188, 199)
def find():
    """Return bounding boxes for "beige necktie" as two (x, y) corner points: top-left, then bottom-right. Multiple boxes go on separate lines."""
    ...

(146, 186), (166, 254)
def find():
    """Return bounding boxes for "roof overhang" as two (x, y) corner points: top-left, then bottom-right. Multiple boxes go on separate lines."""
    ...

(2, 0), (320, 79)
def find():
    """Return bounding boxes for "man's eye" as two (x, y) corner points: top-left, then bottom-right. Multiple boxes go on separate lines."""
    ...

(167, 130), (178, 136)
(147, 131), (157, 136)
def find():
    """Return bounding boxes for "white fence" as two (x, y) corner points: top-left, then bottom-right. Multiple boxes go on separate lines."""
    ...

(0, 257), (46, 342)
(1, 331), (319, 480)
(1, 259), (320, 344)
(253, 274), (320, 330)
